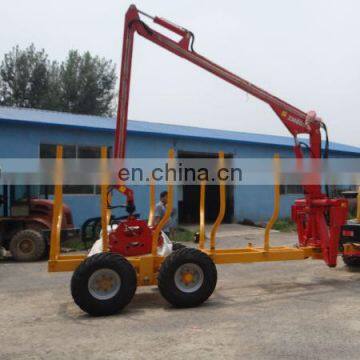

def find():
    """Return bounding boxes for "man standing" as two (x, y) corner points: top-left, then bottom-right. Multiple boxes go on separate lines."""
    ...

(153, 191), (175, 238)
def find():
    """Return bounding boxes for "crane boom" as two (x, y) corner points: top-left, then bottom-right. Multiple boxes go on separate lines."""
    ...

(113, 5), (348, 268)
(115, 5), (322, 163)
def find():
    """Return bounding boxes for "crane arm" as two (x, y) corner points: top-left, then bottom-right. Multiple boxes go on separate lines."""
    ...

(115, 5), (323, 162)
(113, 5), (350, 268)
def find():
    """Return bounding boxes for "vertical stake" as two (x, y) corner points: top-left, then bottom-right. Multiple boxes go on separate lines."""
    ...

(264, 154), (281, 251)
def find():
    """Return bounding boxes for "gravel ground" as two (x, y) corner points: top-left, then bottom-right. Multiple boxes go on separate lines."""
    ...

(1, 229), (360, 360)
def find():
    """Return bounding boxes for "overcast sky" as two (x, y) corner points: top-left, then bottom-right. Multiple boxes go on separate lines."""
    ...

(1, 0), (359, 147)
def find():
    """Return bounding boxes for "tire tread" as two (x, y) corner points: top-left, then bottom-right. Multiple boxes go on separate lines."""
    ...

(71, 252), (137, 316)
(9, 229), (46, 262)
(158, 247), (217, 308)
(342, 255), (360, 268)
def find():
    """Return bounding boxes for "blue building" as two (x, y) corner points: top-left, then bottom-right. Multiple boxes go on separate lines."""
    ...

(0, 106), (359, 227)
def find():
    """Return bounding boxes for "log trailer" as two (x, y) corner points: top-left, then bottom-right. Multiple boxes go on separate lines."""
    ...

(48, 5), (360, 316)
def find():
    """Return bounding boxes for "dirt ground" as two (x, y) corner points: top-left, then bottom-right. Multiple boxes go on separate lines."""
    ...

(1, 227), (360, 360)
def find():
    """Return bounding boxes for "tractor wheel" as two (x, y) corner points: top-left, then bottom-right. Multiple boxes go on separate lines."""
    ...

(158, 248), (217, 308)
(9, 229), (46, 262)
(342, 255), (360, 268)
(172, 242), (186, 252)
(71, 253), (137, 316)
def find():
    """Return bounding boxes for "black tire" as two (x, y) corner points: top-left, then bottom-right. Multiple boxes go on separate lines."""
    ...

(9, 229), (46, 262)
(158, 248), (217, 308)
(342, 255), (360, 268)
(172, 242), (186, 252)
(71, 253), (137, 316)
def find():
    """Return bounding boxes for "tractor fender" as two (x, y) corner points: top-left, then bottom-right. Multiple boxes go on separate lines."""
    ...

(25, 217), (51, 231)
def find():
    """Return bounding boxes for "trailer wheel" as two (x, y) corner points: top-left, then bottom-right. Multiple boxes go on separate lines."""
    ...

(158, 248), (217, 308)
(9, 229), (46, 261)
(172, 242), (186, 252)
(71, 253), (137, 316)
(342, 255), (360, 268)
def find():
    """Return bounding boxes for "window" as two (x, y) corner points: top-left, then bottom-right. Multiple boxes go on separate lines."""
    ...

(40, 144), (109, 195)
(78, 146), (101, 159)
(280, 185), (303, 195)
(40, 144), (76, 159)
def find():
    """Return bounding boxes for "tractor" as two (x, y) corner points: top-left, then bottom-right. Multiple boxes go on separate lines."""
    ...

(0, 185), (77, 261)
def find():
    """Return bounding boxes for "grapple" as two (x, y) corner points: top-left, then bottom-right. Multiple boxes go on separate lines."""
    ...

(292, 197), (348, 267)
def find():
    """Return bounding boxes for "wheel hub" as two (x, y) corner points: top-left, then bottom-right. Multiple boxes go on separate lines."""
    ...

(88, 268), (121, 300)
(96, 275), (115, 292)
(18, 239), (34, 254)
(181, 272), (194, 285)
(175, 263), (204, 293)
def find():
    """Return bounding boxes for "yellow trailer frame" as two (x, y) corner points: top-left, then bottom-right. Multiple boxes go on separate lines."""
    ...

(48, 146), (322, 285)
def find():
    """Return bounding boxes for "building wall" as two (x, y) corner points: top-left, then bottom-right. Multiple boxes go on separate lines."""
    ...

(0, 121), (357, 227)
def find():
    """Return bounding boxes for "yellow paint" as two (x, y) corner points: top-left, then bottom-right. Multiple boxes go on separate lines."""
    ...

(182, 272), (194, 284)
(48, 144), (113, 272)
(46, 147), (326, 291)
(138, 255), (156, 286)
(151, 148), (175, 256)
(199, 181), (206, 249)
(49, 145), (63, 262)
(343, 243), (360, 255)
(58, 254), (86, 260)
(264, 154), (281, 251)
(210, 151), (226, 252)
(148, 179), (155, 226)
(48, 259), (82, 272)
(49, 245), (321, 273)
(207, 246), (315, 264)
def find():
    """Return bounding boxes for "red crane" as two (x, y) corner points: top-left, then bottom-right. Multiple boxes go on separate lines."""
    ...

(114, 5), (348, 267)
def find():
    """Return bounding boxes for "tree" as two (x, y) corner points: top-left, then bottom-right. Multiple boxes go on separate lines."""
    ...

(45, 60), (63, 111)
(0, 44), (51, 109)
(0, 45), (117, 116)
(60, 50), (116, 116)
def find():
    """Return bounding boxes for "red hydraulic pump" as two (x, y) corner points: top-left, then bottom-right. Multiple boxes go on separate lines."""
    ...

(110, 5), (349, 266)
(106, 184), (163, 257)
